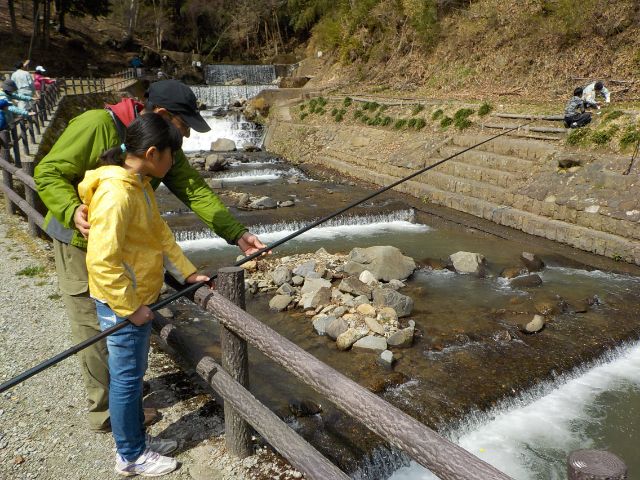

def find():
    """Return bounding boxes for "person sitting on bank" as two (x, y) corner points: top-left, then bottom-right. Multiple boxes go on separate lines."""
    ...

(582, 80), (611, 109)
(564, 87), (593, 128)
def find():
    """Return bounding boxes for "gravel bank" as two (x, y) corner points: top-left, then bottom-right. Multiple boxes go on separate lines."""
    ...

(0, 203), (299, 480)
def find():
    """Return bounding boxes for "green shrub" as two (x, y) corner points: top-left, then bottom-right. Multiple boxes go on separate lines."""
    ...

(379, 105), (388, 113)
(316, 108), (326, 115)
(431, 109), (444, 120)
(414, 117), (427, 130)
(411, 104), (425, 116)
(17, 265), (45, 277)
(591, 126), (619, 145)
(620, 126), (640, 149)
(478, 102), (493, 116)
(603, 110), (624, 122)
(354, 109), (363, 119)
(381, 116), (392, 126)
(394, 119), (407, 129)
(331, 108), (339, 116)
(566, 127), (591, 146)
(343, 97), (353, 108)
(300, 104), (306, 111)
(318, 97), (327, 107)
(440, 116), (453, 128)
(309, 98), (318, 110)
(300, 112), (308, 120)
(335, 112), (344, 122)
(455, 118), (473, 130)
(407, 118), (417, 128)
(361, 114), (370, 123)
(453, 108), (475, 122)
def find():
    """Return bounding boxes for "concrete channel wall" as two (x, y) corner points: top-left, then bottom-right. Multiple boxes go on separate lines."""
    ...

(264, 97), (640, 266)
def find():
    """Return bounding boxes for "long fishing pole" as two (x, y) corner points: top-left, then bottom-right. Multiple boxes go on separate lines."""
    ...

(0, 119), (534, 395)
(622, 135), (640, 175)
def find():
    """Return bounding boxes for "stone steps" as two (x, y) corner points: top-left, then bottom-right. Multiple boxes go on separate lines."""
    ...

(439, 146), (534, 174)
(432, 158), (516, 188)
(452, 134), (557, 161)
(315, 153), (640, 263)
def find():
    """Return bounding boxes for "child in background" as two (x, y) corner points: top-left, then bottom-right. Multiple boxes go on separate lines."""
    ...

(78, 113), (209, 477)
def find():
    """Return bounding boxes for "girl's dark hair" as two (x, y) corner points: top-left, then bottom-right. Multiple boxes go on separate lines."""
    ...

(100, 113), (183, 167)
(573, 87), (583, 97)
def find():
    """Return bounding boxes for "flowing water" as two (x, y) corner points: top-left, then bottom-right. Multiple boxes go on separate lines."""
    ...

(181, 110), (265, 151)
(158, 111), (640, 478)
(205, 64), (277, 85)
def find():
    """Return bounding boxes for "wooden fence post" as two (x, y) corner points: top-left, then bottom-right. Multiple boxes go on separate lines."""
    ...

(217, 266), (252, 458)
(0, 131), (16, 215)
(568, 450), (627, 480)
(21, 159), (39, 237)
(10, 124), (21, 168)
(18, 121), (30, 156)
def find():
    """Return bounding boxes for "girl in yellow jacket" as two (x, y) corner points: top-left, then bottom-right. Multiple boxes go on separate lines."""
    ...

(78, 113), (208, 477)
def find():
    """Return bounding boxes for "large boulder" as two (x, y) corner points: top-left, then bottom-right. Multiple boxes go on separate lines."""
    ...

(510, 274), (543, 288)
(301, 278), (332, 295)
(270, 266), (292, 286)
(248, 196), (277, 209)
(449, 251), (487, 276)
(353, 335), (388, 352)
(372, 288), (413, 317)
(300, 286), (331, 310)
(387, 321), (415, 348)
(326, 317), (349, 340)
(345, 246), (416, 281)
(293, 260), (317, 278)
(336, 327), (368, 350)
(211, 138), (237, 152)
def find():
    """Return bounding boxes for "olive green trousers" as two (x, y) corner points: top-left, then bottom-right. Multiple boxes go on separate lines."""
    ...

(53, 239), (110, 431)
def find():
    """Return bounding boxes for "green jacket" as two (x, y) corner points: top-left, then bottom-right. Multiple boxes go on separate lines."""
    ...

(34, 108), (247, 249)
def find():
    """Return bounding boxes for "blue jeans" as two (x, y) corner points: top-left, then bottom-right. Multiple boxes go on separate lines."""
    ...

(96, 301), (151, 461)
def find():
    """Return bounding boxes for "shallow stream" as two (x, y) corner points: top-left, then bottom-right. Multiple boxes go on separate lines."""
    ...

(158, 110), (640, 478)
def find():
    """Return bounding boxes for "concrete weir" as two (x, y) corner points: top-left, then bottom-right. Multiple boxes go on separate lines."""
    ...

(264, 98), (640, 266)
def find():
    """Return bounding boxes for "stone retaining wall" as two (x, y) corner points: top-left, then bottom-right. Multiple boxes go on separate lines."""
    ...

(265, 101), (640, 265)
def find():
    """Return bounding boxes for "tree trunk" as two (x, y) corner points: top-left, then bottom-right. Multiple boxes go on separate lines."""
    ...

(55, 0), (67, 34)
(42, 0), (50, 48)
(30, 0), (41, 57)
(125, 0), (138, 42)
(8, 0), (18, 34)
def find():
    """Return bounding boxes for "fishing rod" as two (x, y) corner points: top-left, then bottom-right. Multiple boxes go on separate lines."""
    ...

(0, 119), (534, 394)
(622, 135), (640, 175)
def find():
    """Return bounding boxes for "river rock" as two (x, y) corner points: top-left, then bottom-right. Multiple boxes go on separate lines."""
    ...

(338, 277), (372, 298)
(378, 307), (398, 323)
(358, 270), (378, 285)
(386, 279), (405, 290)
(364, 317), (386, 335)
(292, 275), (304, 286)
(211, 138), (237, 152)
(288, 399), (321, 417)
(520, 252), (545, 272)
(244, 144), (261, 152)
(313, 315), (335, 336)
(332, 306), (348, 317)
(346, 246), (416, 281)
(276, 283), (295, 295)
(156, 307), (174, 319)
(205, 153), (228, 171)
(353, 295), (370, 307)
(420, 258), (448, 270)
(378, 349), (394, 367)
(294, 260), (317, 278)
(500, 267), (526, 279)
(269, 295), (292, 311)
(372, 288), (413, 317)
(524, 314), (545, 333)
(300, 287), (331, 310)
(336, 327), (368, 350)
(248, 196), (277, 209)
(510, 274), (543, 288)
(449, 251), (487, 276)
(241, 260), (257, 272)
(237, 193), (250, 207)
(301, 277), (332, 295)
(356, 303), (376, 316)
(190, 156), (205, 169)
(279, 200), (294, 207)
(326, 317), (349, 340)
(387, 325), (414, 348)
(270, 266), (292, 286)
(534, 299), (557, 316)
(353, 335), (388, 352)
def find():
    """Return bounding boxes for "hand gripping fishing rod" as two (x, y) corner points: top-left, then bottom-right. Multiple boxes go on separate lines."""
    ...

(0, 120), (534, 394)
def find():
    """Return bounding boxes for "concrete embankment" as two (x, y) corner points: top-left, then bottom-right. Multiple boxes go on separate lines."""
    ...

(264, 94), (640, 265)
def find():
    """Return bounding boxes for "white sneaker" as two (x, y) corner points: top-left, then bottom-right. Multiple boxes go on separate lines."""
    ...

(115, 449), (177, 477)
(145, 434), (178, 455)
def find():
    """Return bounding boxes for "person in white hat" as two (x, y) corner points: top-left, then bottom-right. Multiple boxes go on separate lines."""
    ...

(34, 65), (55, 93)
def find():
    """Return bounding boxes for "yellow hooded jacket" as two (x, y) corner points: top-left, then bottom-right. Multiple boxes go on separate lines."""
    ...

(78, 165), (196, 318)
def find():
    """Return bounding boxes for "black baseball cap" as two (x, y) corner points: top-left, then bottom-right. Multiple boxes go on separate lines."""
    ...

(147, 80), (210, 133)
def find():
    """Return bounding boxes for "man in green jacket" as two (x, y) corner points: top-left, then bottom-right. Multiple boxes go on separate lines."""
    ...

(35, 80), (266, 432)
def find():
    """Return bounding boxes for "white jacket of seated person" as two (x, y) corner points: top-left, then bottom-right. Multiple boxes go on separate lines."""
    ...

(582, 82), (610, 105)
